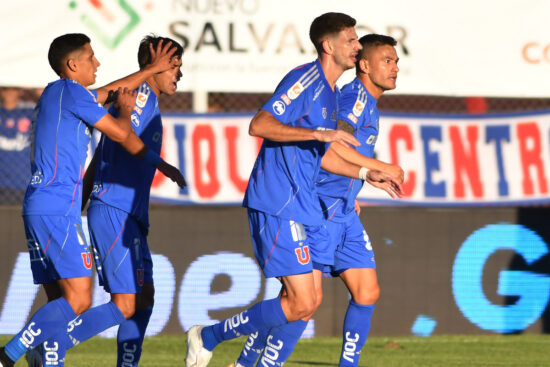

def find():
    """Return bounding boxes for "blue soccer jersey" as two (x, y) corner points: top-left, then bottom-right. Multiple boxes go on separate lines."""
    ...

(316, 78), (380, 221)
(23, 79), (107, 217)
(89, 82), (161, 230)
(243, 60), (339, 225)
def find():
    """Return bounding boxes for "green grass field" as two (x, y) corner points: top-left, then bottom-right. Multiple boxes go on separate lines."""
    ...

(2, 334), (549, 366)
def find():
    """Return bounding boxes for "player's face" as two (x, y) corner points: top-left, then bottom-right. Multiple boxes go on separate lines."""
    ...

(73, 43), (100, 87)
(365, 45), (399, 94)
(152, 56), (182, 96)
(331, 27), (362, 71)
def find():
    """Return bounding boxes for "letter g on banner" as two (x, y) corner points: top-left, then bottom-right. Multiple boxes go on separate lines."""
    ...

(452, 224), (550, 333)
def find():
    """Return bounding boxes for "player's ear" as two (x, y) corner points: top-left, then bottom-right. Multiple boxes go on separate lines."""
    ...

(66, 57), (77, 73)
(321, 38), (333, 55)
(359, 58), (369, 74)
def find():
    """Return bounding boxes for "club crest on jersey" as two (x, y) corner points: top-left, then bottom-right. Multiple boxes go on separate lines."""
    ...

(272, 100), (286, 115)
(281, 94), (291, 105)
(353, 99), (365, 117)
(287, 81), (304, 100)
(322, 107), (327, 119)
(136, 92), (148, 108)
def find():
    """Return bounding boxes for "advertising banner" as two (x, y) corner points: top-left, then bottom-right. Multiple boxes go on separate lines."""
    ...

(149, 111), (550, 206)
(1, 0), (550, 96)
(1, 206), (549, 337)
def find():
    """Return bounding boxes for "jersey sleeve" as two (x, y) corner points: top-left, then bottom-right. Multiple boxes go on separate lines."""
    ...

(69, 83), (108, 126)
(260, 64), (318, 125)
(338, 83), (368, 132)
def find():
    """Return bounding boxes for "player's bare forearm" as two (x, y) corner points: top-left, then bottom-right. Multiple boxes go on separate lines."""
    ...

(249, 110), (360, 147)
(95, 40), (178, 104)
(81, 151), (98, 212)
(330, 143), (404, 183)
(321, 147), (361, 178)
(248, 110), (318, 142)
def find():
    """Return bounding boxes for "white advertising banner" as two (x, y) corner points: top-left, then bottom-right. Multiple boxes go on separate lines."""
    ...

(1, 0), (550, 97)
(147, 111), (550, 206)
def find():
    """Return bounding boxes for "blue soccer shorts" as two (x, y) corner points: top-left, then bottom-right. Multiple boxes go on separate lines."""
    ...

(87, 203), (153, 294)
(247, 208), (325, 278)
(24, 214), (93, 284)
(314, 213), (376, 276)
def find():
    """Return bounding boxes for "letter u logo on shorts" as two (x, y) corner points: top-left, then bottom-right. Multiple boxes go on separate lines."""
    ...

(294, 246), (310, 265)
(81, 252), (92, 269)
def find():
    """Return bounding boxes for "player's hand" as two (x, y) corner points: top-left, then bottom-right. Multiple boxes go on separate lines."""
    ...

(157, 160), (187, 188)
(114, 87), (136, 118)
(384, 163), (405, 184)
(148, 39), (178, 74)
(365, 170), (403, 199)
(313, 129), (360, 147)
(354, 200), (361, 215)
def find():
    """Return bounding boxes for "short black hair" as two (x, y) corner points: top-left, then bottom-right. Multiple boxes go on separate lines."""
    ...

(48, 33), (91, 76)
(138, 35), (184, 70)
(355, 34), (397, 74)
(309, 12), (356, 55)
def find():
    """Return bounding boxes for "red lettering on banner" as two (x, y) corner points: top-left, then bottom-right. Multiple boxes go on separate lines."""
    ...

(224, 126), (249, 193)
(449, 125), (483, 198)
(151, 127), (167, 188)
(517, 122), (548, 195)
(389, 124), (415, 197)
(193, 125), (220, 198)
(255, 136), (263, 154)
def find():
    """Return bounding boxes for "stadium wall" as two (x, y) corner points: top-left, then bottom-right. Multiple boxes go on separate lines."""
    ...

(1, 205), (549, 338)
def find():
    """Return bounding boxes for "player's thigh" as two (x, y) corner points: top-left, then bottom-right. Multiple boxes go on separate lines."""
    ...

(23, 215), (93, 284)
(247, 208), (313, 278)
(87, 204), (152, 294)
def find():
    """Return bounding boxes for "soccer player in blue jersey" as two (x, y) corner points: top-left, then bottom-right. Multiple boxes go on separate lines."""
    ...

(24, 35), (185, 367)
(185, 13), (400, 367)
(227, 34), (402, 367)
(0, 33), (185, 367)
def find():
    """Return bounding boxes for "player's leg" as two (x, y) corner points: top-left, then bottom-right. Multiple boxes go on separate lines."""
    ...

(256, 269), (323, 366)
(116, 283), (155, 367)
(335, 215), (378, 367)
(33, 204), (143, 366)
(253, 221), (336, 366)
(229, 282), (288, 367)
(1, 215), (93, 366)
(186, 210), (315, 367)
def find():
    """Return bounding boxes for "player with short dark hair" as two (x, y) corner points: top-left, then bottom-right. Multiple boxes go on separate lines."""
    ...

(0, 33), (185, 367)
(228, 33), (402, 367)
(185, 13), (399, 367)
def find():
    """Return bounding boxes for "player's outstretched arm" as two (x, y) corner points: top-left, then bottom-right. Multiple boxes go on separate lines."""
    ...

(93, 87), (187, 188)
(330, 118), (404, 183)
(95, 40), (178, 104)
(321, 147), (363, 178)
(330, 142), (404, 183)
(249, 110), (359, 146)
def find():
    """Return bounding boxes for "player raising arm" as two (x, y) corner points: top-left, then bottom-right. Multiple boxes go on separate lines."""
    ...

(0, 33), (183, 367)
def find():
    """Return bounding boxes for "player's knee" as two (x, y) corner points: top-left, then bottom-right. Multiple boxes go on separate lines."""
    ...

(112, 296), (137, 319)
(68, 296), (92, 315)
(353, 284), (380, 305)
(290, 296), (317, 320)
(117, 302), (136, 320)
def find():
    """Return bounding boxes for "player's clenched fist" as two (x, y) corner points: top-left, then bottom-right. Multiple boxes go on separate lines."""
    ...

(114, 87), (137, 118)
